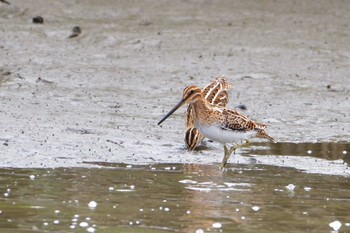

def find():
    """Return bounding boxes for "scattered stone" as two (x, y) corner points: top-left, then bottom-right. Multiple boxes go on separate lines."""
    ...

(0, 0), (11, 5)
(33, 16), (44, 24)
(237, 104), (247, 111)
(68, 26), (82, 38)
(36, 77), (54, 84)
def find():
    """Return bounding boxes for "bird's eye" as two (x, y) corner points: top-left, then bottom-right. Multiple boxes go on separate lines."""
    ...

(190, 90), (196, 95)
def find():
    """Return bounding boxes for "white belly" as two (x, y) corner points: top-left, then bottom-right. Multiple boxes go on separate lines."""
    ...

(196, 123), (255, 144)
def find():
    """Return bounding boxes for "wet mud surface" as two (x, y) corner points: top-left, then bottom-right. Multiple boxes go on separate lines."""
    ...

(1, 1), (350, 232)
(1, 0), (349, 168)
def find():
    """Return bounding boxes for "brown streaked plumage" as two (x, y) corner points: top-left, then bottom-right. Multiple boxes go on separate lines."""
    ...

(185, 76), (232, 150)
(158, 85), (276, 168)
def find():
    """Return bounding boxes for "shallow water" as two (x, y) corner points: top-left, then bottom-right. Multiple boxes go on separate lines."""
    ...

(1, 142), (349, 233)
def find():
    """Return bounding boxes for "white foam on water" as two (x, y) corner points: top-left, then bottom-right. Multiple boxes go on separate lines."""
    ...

(286, 184), (296, 191)
(88, 201), (97, 209)
(212, 222), (222, 228)
(329, 220), (342, 231)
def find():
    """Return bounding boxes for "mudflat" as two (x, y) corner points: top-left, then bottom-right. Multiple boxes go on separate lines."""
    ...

(1, 0), (349, 167)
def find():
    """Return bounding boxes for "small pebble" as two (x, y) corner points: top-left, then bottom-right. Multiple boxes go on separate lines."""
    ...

(54, 210), (60, 214)
(304, 187), (312, 191)
(29, 175), (35, 180)
(329, 220), (342, 231)
(108, 187), (114, 191)
(196, 229), (204, 233)
(252, 206), (260, 211)
(0, 0), (11, 5)
(68, 26), (82, 38)
(307, 150), (312, 154)
(32, 16), (44, 24)
(53, 220), (59, 224)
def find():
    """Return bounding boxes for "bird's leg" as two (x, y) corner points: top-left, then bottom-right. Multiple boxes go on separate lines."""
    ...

(221, 140), (253, 168)
(221, 144), (235, 168)
(231, 139), (252, 153)
(241, 139), (251, 148)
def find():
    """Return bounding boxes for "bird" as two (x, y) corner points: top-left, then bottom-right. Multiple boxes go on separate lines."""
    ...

(185, 76), (232, 150)
(158, 85), (276, 168)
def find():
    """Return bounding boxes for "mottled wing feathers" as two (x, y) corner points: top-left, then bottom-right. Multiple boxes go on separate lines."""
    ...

(202, 76), (232, 107)
(221, 109), (266, 132)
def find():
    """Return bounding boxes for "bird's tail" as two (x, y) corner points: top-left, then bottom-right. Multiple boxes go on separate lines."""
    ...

(256, 129), (276, 143)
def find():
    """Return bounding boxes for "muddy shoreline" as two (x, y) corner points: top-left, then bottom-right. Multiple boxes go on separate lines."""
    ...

(1, 0), (349, 168)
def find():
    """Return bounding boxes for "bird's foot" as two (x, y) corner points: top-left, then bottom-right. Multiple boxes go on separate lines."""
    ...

(221, 140), (252, 168)
(221, 145), (238, 169)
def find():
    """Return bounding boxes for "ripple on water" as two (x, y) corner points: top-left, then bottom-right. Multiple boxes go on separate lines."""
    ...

(183, 181), (251, 192)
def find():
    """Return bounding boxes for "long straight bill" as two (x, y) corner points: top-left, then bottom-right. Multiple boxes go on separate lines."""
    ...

(158, 98), (186, 125)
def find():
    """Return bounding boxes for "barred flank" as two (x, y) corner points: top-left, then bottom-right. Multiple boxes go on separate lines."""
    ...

(185, 127), (201, 150)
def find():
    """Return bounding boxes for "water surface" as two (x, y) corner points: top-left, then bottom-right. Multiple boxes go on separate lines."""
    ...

(1, 142), (349, 233)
